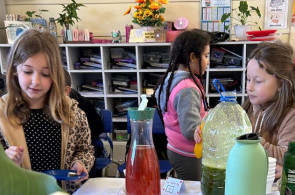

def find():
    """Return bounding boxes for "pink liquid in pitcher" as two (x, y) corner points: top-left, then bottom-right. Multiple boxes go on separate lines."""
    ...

(126, 145), (160, 195)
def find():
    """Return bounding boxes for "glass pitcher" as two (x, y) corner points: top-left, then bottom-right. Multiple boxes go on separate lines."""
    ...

(125, 107), (160, 195)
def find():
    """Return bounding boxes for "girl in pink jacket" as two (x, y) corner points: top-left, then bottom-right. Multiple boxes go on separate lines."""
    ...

(155, 29), (210, 180)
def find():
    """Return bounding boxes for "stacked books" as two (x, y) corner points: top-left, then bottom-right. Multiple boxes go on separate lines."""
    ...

(143, 51), (170, 69)
(74, 48), (102, 70)
(143, 73), (163, 95)
(79, 79), (103, 95)
(112, 58), (136, 69)
(110, 48), (136, 69)
(110, 75), (137, 94)
(114, 99), (138, 117)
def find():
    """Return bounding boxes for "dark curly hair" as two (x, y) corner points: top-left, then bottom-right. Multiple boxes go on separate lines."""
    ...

(155, 29), (211, 113)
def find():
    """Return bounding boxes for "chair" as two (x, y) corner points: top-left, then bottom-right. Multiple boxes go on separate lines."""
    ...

(117, 109), (173, 177)
(90, 109), (116, 177)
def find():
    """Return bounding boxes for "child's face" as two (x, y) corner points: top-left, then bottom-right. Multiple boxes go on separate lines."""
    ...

(17, 52), (52, 109)
(191, 44), (210, 75)
(246, 59), (280, 106)
(200, 45), (210, 75)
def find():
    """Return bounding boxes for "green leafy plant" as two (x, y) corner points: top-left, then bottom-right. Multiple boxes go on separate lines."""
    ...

(25, 9), (48, 27)
(56, 0), (85, 28)
(25, 9), (48, 21)
(221, 1), (261, 30)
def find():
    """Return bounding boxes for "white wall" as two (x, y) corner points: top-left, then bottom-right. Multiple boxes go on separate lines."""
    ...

(0, 0), (6, 43)
(3, 0), (294, 43)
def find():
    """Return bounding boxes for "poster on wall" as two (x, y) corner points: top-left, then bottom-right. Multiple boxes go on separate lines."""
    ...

(201, 0), (231, 32)
(264, 0), (289, 28)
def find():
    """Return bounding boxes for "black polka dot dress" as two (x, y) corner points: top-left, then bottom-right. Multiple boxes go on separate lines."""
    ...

(23, 109), (61, 172)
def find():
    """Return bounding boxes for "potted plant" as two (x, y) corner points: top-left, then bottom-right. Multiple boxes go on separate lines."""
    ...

(55, 0), (85, 42)
(124, 0), (168, 27)
(25, 9), (48, 30)
(221, 1), (261, 40)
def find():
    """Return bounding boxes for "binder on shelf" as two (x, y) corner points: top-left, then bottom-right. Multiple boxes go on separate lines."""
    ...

(83, 61), (102, 69)
(81, 84), (103, 92)
(113, 62), (136, 69)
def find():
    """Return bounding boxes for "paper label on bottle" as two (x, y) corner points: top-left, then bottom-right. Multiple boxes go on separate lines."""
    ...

(162, 177), (186, 194)
(287, 169), (295, 184)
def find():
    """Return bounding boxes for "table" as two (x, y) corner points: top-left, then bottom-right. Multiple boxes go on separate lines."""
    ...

(73, 177), (280, 195)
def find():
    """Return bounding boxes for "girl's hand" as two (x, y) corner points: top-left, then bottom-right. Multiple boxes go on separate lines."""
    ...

(275, 164), (283, 179)
(194, 125), (202, 143)
(71, 161), (88, 182)
(5, 146), (24, 165)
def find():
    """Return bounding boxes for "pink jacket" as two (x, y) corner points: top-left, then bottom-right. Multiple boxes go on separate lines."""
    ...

(164, 78), (207, 157)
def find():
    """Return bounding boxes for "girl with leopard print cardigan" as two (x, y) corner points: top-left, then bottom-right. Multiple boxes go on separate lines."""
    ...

(0, 29), (94, 193)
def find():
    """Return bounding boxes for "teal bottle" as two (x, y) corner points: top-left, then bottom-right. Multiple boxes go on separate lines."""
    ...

(225, 133), (268, 195)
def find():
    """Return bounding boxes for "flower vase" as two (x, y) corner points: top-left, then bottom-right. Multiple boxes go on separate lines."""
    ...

(62, 24), (70, 43)
(141, 26), (157, 31)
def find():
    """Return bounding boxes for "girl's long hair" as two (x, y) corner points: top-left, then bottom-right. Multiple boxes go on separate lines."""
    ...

(155, 29), (211, 113)
(243, 41), (295, 138)
(5, 29), (73, 126)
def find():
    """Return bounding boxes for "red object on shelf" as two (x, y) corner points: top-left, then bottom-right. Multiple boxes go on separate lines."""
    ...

(246, 29), (277, 37)
(247, 35), (277, 41)
(166, 30), (184, 42)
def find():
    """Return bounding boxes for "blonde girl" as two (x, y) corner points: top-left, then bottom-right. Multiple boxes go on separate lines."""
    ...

(0, 29), (94, 193)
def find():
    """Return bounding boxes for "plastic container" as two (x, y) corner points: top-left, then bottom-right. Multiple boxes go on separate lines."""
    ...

(280, 142), (295, 194)
(201, 79), (252, 195)
(125, 107), (160, 195)
(225, 133), (268, 195)
(48, 17), (58, 40)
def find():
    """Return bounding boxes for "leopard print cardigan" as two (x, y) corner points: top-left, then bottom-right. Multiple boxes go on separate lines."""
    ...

(0, 96), (95, 194)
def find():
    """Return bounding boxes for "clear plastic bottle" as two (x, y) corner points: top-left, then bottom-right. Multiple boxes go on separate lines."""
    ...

(201, 89), (252, 195)
(48, 17), (58, 40)
(281, 142), (295, 194)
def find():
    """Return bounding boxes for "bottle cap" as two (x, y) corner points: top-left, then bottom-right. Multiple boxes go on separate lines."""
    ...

(128, 107), (155, 120)
(212, 79), (237, 102)
(221, 91), (237, 101)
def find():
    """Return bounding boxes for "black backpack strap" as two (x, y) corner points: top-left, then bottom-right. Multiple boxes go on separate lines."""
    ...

(125, 137), (131, 161)
(150, 92), (164, 126)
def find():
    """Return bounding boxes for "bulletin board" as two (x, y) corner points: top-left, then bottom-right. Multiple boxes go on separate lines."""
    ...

(201, 0), (231, 32)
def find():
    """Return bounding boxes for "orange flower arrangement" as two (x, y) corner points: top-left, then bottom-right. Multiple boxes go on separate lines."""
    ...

(124, 0), (168, 27)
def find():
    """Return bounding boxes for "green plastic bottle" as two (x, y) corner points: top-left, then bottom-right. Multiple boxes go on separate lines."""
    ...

(280, 142), (295, 194)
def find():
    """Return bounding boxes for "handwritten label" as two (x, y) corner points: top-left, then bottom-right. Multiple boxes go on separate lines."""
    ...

(129, 29), (156, 42)
(162, 177), (186, 195)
